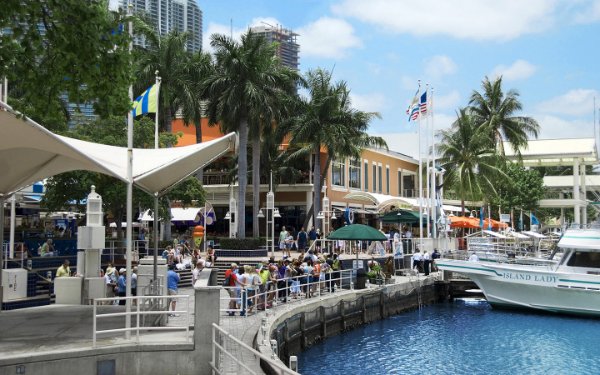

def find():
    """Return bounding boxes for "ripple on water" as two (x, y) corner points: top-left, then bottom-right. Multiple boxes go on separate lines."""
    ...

(297, 299), (600, 375)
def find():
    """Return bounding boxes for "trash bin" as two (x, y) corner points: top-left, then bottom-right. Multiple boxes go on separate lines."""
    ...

(355, 268), (367, 290)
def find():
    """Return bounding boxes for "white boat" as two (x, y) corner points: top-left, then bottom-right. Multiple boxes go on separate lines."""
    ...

(437, 227), (600, 317)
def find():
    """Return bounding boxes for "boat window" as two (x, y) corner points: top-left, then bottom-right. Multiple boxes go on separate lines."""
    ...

(566, 251), (600, 268)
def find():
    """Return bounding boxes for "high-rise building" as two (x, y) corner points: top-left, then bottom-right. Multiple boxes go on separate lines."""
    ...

(121, 0), (203, 53)
(249, 25), (300, 70)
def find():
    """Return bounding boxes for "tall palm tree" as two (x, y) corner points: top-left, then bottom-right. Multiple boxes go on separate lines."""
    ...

(283, 69), (386, 230)
(468, 76), (540, 156)
(134, 30), (208, 133)
(203, 31), (298, 238)
(437, 108), (507, 213)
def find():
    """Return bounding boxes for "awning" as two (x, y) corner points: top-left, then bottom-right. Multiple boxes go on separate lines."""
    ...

(343, 191), (462, 213)
(139, 207), (206, 222)
(482, 230), (508, 239)
(0, 102), (236, 197)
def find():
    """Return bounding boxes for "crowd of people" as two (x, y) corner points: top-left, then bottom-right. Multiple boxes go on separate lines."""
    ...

(223, 250), (343, 316)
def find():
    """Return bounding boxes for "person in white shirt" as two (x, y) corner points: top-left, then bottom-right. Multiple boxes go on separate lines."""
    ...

(423, 251), (431, 275)
(412, 250), (422, 273)
(469, 252), (479, 262)
(393, 231), (402, 256)
(192, 259), (205, 286)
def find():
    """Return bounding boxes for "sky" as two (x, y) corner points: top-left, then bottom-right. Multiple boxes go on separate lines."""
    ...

(198, 0), (600, 159)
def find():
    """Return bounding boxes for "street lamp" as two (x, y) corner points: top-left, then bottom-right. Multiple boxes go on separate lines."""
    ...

(316, 192), (337, 251)
(257, 172), (280, 257)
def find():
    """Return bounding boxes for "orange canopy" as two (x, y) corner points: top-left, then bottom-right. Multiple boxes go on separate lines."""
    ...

(483, 218), (508, 229)
(449, 216), (481, 229)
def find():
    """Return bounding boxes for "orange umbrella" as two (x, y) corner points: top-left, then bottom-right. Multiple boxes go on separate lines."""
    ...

(483, 218), (508, 229)
(449, 216), (481, 229)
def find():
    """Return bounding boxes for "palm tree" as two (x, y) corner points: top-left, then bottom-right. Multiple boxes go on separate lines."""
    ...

(468, 76), (540, 156)
(283, 69), (386, 230)
(437, 108), (507, 213)
(203, 31), (298, 238)
(134, 30), (208, 133)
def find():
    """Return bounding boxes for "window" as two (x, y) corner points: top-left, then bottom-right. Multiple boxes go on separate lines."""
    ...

(403, 175), (415, 197)
(372, 164), (377, 193)
(349, 158), (361, 189)
(386, 166), (390, 194)
(378, 165), (383, 193)
(332, 159), (345, 187)
(364, 161), (369, 191)
(566, 251), (600, 268)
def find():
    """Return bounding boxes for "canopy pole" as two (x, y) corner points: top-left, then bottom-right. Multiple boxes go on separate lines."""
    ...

(125, 1), (133, 339)
(152, 71), (161, 291)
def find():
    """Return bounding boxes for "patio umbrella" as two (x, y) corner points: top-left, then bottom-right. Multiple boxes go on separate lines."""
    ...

(379, 209), (422, 224)
(327, 224), (387, 241)
(449, 216), (480, 229)
(483, 218), (508, 229)
(327, 224), (387, 261)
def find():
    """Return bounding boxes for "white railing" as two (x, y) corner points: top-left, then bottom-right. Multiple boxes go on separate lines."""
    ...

(220, 269), (357, 316)
(92, 295), (190, 347)
(211, 323), (299, 375)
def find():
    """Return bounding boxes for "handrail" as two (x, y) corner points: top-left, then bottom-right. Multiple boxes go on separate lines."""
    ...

(92, 294), (190, 347)
(211, 323), (299, 375)
(220, 268), (359, 316)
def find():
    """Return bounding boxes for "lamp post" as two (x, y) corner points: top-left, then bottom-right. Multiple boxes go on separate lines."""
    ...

(257, 172), (280, 257)
(316, 188), (337, 252)
(225, 185), (237, 238)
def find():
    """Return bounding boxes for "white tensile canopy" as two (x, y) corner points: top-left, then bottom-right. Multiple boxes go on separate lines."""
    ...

(0, 101), (235, 307)
(0, 105), (236, 197)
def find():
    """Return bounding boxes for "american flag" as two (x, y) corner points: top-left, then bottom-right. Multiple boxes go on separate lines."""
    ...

(419, 91), (427, 115)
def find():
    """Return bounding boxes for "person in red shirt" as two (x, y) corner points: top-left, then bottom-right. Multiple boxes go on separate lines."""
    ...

(224, 263), (239, 316)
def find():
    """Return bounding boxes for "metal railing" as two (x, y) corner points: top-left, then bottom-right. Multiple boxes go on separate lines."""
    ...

(220, 269), (357, 316)
(211, 323), (299, 375)
(92, 294), (190, 347)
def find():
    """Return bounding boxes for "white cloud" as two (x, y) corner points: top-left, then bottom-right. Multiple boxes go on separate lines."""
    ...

(434, 91), (461, 111)
(533, 114), (595, 139)
(536, 89), (600, 116)
(332, 0), (556, 41)
(297, 17), (362, 59)
(350, 92), (386, 112)
(491, 60), (537, 81)
(424, 55), (457, 79)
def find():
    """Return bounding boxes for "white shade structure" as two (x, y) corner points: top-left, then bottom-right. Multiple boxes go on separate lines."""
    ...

(0, 102), (236, 197)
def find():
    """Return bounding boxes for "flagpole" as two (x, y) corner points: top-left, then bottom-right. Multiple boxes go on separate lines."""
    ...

(125, 0), (134, 339)
(417, 80), (423, 252)
(153, 71), (161, 291)
(425, 84), (431, 240)
(430, 87), (437, 240)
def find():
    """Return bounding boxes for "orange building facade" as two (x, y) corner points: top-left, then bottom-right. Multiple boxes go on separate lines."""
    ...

(171, 119), (419, 236)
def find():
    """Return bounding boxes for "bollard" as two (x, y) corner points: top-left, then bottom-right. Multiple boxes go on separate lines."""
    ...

(261, 317), (268, 345)
(289, 356), (298, 372)
(270, 339), (278, 359)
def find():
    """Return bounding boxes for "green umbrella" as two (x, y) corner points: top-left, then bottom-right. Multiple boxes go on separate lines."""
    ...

(327, 224), (387, 241)
(380, 209), (422, 224)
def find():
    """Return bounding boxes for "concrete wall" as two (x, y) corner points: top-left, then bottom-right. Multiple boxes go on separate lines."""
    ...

(0, 269), (220, 375)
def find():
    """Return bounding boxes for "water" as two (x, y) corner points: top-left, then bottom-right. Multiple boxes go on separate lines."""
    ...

(297, 299), (600, 375)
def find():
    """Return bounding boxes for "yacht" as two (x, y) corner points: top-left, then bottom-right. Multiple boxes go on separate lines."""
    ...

(437, 227), (600, 316)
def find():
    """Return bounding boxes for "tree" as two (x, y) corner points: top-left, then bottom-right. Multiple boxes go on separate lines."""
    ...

(133, 29), (211, 134)
(488, 163), (544, 213)
(283, 69), (386, 231)
(437, 108), (508, 213)
(1, 0), (132, 129)
(203, 31), (299, 238)
(468, 76), (540, 156)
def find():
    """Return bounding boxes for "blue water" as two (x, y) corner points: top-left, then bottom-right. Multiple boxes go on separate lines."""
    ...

(297, 299), (600, 375)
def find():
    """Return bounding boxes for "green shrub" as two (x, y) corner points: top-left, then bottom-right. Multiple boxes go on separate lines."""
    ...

(218, 237), (263, 250)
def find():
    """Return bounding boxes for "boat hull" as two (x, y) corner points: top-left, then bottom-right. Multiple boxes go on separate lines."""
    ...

(437, 259), (600, 317)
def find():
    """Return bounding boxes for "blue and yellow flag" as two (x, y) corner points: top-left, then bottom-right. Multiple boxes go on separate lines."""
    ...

(131, 84), (160, 117)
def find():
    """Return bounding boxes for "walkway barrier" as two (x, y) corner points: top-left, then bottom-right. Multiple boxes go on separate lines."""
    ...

(210, 323), (299, 375)
(220, 269), (359, 317)
(92, 294), (190, 347)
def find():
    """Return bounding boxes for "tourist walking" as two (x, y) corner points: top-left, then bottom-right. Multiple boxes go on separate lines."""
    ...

(224, 263), (240, 316)
(412, 250), (422, 273)
(423, 251), (431, 276)
(117, 268), (127, 306)
(167, 264), (180, 317)
(297, 227), (308, 252)
(431, 249), (441, 271)
(279, 226), (289, 253)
